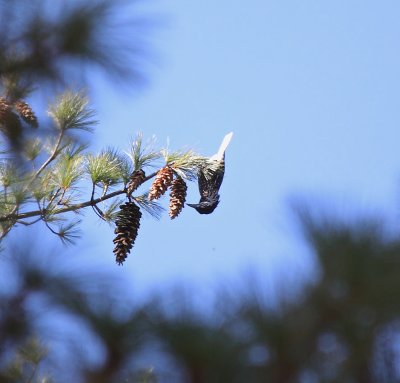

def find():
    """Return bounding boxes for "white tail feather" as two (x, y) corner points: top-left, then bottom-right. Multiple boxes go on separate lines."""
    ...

(209, 132), (233, 161)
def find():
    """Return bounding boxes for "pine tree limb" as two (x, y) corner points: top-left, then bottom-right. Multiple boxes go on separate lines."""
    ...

(0, 170), (158, 224)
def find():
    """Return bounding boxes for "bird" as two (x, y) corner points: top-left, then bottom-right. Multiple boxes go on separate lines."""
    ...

(187, 132), (233, 214)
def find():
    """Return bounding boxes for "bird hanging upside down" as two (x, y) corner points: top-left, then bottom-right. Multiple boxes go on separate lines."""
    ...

(187, 132), (233, 214)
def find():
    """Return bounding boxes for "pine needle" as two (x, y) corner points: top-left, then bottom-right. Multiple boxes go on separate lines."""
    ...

(127, 132), (161, 171)
(57, 220), (82, 245)
(48, 91), (98, 132)
(23, 138), (42, 161)
(0, 161), (18, 187)
(118, 155), (133, 184)
(50, 148), (85, 189)
(86, 148), (125, 186)
(101, 198), (124, 222)
(133, 192), (164, 220)
(163, 149), (208, 181)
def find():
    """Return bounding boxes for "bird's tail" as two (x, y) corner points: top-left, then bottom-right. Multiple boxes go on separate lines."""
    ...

(209, 132), (233, 161)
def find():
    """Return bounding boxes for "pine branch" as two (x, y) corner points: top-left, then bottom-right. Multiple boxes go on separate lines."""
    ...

(0, 92), (95, 236)
(1, 190), (118, 222)
(2, 131), (63, 214)
(0, 106), (225, 249)
(0, 170), (159, 224)
(3, 127), (64, 223)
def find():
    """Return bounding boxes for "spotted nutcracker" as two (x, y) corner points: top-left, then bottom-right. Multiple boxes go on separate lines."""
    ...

(187, 132), (233, 214)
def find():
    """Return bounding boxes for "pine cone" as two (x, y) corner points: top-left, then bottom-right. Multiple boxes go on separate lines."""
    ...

(169, 176), (187, 219)
(113, 202), (142, 265)
(0, 97), (11, 122)
(14, 100), (38, 128)
(0, 97), (23, 145)
(126, 169), (146, 196)
(148, 166), (173, 201)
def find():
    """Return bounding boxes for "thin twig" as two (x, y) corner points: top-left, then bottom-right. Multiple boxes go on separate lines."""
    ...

(92, 204), (106, 220)
(34, 130), (64, 179)
(90, 182), (106, 220)
(101, 183), (109, 198)
(17, 217), (42, 226)
(143, 171), (157, 184)
(37, 199), (59, 236)
(90, 182), (96, 201)
(44, 219), (60, 236)
(56, 188), (67, 205)
(49, 187), (62, 206)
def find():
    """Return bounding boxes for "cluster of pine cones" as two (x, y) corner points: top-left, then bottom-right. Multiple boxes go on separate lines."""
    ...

(113, 166), (188, 265)
(148, 166), (187, 219)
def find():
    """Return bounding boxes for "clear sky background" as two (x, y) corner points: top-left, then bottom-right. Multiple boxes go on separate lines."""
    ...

(74, 0), (400, 297)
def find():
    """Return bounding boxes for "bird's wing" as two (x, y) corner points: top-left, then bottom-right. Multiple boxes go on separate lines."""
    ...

(209, 132), (233, 161)
(198, 169), (208, 195)
(198, 163), (224, 198)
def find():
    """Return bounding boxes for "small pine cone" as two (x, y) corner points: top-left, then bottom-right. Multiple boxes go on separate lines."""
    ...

(169, 176), (187, 219)
(0, 98), (22, 142)
(0, 97), (8, 107)
(148, 166), (174, 201)
(14, 100), (38, 128)
(0, 97), (11, 122)
(126, 169), (146, 196)
(113, 202), (142, 265)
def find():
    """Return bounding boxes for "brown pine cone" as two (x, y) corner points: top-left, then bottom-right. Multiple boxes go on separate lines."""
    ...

(0, 97), (23, 144)
(126, 169), (146, 196)
(148, 166), (174, 201)
(14, 100), (38, 128)
(169, 176), (187, 219)
(0, 97), (11, 122)
(113, 202), (142, 265)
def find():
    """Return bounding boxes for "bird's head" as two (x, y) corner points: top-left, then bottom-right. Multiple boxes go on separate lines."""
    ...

(187, 194), (220, 214)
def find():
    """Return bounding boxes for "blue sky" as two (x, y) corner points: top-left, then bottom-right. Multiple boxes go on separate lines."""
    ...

(76, 0), (400, 296)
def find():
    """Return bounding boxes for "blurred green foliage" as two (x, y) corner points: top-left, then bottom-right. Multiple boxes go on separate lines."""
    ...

(0, 0), (150, 93)
(1, 212), (400, 382)
(0, 0), (153, 153)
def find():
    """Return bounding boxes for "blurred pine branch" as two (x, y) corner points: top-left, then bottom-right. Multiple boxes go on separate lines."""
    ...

(2, 215), (400, 382)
